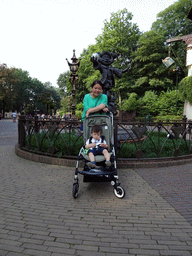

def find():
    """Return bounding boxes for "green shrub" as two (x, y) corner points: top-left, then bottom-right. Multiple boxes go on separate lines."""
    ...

(121, 93), (142, 112)
(117, 131), (190, 158)
(156, 90), (184, 116)
(142, 91), (158, 116)
(54, 132), (84, 156)
(179, 76), (192, 104)
(26, 130), (190, 159)
(25, 131), (84, 156)
(118, 143), (136, 158)
(121, 90), (184, 118)
(75, 110), (83, 120)
(153, 115), (183, 122)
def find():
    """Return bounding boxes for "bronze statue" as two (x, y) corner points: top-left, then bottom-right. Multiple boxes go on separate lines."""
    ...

(91, 51), (130, 115)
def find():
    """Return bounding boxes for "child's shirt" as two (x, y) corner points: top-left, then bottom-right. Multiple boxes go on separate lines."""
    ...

(86, 137), (107, 147)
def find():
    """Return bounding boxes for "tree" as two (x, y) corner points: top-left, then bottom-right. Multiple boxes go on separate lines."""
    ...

(121, 93), (142, 112)
(77, 46), (101, 99)
(44, 83), (61, 111)
(142, 91), (159, 116)
(36, 82), (61, 115)
(95, 8), (141, 100)
(151, 0), (192, 78)
(57, 71), (70, 97)
(13, 69), (61, 115)
(179, 76), (192, 104)
(157, 90), (184, 115)
(13, 69), (34, 112)
(132, 30), (173, 96)
(152, 0), (192, 39)
(0, 65), (18, 117)
(77, 8), (141, 103)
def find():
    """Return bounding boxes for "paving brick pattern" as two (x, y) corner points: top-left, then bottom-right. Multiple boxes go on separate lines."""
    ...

(0, 119), (192, 256)
(136, 166), (192, 225)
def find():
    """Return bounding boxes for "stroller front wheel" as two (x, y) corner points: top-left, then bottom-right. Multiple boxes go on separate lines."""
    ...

(72, 183), (79, 199)
(114, 186), (125, 199)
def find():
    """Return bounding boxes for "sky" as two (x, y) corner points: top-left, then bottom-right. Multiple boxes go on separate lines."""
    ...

(0, 0), (177, 87)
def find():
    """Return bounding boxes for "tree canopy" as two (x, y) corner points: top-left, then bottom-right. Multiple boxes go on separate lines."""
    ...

(0, 65), (18, 115)
(74, 8), (141, 101)
(151, 0), (192, 78)
(0, 65), (60, 117)
(2, 0), (191, 118)
(57, 1), (191, 118)
(132, 30), (174, 96)
(152, 0), (192, 39)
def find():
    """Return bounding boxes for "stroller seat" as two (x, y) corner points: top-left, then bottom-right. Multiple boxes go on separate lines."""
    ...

(81, 114), (113, 164)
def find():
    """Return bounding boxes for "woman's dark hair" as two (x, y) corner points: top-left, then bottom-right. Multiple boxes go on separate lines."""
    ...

(91, 80), (103, 88)
(91, 125), (102, 133)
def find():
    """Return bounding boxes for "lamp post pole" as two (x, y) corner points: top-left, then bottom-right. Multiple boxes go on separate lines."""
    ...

(175, 66), (180, 115)
(66, 50), (80, 119)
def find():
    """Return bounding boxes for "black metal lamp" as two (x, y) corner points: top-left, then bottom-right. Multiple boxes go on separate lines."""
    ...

(66, 50), (81, 119)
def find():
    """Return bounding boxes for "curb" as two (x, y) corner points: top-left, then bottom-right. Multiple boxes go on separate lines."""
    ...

(15, 143), (192, 169)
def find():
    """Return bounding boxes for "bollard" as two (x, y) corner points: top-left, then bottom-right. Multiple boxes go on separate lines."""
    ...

(18, 114), (26, 148)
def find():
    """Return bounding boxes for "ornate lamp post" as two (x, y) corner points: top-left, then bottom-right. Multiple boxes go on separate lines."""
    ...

(66, 50), (80, 119)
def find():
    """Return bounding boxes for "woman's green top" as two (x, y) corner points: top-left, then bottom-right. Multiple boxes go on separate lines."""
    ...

(82, 93), (108, 121)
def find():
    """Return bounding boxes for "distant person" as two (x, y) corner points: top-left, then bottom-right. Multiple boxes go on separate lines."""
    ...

(11, 112), (17, 122)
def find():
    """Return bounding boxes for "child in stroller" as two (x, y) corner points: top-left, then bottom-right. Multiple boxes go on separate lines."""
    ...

(85, 125), (111, 169)
(72, 113), (125, 199)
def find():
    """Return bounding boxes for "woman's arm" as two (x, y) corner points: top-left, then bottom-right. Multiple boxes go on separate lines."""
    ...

(86, 103), (107, 117)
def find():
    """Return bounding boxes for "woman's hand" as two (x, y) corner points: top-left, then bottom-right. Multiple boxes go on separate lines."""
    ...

(85, 108), (93, 117)
(103, 107), (109, 113)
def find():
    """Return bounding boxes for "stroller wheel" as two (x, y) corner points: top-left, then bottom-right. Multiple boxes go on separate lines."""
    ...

(114, 186), (125, 199)
(72, 183), (79, 199)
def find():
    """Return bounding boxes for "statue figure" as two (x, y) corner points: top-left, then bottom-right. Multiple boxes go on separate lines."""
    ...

(91, 51), (130, 115)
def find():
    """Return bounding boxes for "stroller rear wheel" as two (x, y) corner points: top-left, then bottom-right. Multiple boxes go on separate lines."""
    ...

(72, 183), (79, 199)
(114, 186), (125, 199)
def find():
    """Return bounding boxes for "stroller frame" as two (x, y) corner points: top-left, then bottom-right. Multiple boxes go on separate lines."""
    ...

(72, 113), (125, 199)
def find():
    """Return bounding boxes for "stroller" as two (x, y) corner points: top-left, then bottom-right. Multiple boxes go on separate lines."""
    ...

(72, 112), (125, 199)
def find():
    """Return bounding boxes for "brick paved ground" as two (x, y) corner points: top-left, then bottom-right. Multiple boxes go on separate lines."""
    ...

(136, 166), (192, 225)
(0, 119), (192, 256)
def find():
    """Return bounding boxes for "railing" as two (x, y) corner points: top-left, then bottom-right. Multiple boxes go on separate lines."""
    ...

(18, 115), (192, 160)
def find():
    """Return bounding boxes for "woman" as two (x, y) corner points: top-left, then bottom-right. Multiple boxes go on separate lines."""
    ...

(82, 80), (108, 122)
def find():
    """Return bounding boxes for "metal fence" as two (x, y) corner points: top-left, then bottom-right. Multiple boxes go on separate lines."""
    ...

(18, 115), (192, 159)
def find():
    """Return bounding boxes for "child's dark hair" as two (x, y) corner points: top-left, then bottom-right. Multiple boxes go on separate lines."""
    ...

(91, 80), (103, 88)
(91, 125), (102, 133)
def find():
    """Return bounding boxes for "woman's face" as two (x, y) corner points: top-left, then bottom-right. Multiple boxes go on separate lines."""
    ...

(91, 83), (102, 98)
